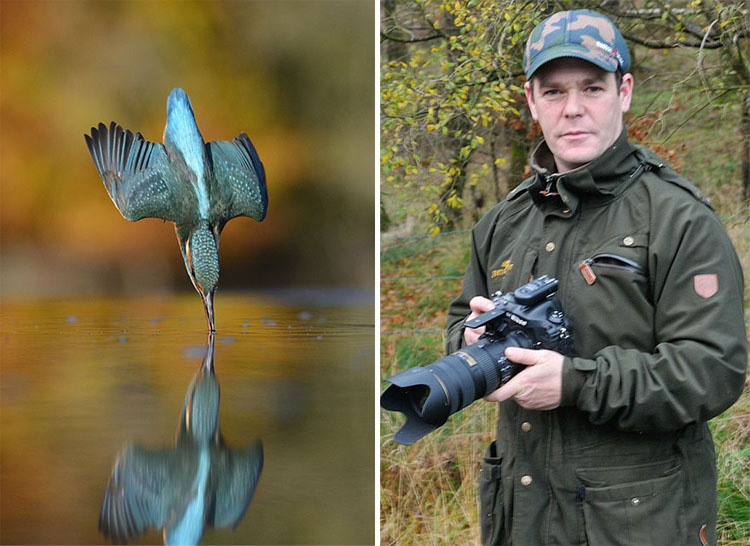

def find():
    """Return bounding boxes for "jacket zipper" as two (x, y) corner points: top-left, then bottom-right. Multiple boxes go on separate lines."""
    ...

(579, 253), (646, 285)
(540, 173), (560, 197)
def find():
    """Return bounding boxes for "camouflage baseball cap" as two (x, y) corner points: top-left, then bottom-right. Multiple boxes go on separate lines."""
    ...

(523, 9), (630, 79)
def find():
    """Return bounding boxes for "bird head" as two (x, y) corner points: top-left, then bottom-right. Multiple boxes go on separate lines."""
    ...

(187, 222), (220, 295)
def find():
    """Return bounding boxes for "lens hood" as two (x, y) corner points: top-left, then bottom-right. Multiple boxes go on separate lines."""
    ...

(380, 367), (452, 445)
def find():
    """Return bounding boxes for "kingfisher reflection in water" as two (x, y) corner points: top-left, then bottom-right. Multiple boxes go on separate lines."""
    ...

(99, 334), (263, 545)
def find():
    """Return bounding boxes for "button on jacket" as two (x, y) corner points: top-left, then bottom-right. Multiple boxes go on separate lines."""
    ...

(446, 130), (747, 546)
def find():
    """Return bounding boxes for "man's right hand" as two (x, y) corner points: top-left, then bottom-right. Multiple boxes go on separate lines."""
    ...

(463, 296), (495, 346)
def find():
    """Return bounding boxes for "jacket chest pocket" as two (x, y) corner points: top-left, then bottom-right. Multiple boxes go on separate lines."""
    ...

(577, 233), (649, 285)
(579, 252), (646, 284)
(571, 233), (654, 354)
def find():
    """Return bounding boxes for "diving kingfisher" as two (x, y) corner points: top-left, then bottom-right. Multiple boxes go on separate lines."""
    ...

(85, 88), (268, 331)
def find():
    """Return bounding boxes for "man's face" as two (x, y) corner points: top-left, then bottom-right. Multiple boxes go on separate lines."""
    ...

(524, 57), (633, 173)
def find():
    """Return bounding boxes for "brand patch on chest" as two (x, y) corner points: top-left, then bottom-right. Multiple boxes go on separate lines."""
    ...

(694, 274), (718, 299)
(491, 260), (514, 279)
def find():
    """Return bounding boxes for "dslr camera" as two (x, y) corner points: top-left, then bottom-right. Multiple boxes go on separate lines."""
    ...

(381, 275), (573, 444)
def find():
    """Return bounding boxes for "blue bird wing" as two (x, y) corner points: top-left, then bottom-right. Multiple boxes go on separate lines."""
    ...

(99, 443), (194, 543)
(85, 122), (195, 224)
(210, 440), (263, 529)
(207, 134), (268, 226)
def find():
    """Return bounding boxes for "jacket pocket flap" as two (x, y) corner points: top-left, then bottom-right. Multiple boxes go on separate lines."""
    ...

(576, 461), (681, 501)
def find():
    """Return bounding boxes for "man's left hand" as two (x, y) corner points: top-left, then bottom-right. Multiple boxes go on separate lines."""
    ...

(483, 347), (564, 410)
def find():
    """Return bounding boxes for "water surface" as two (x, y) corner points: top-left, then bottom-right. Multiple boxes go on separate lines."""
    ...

(1, 291), (375, 545)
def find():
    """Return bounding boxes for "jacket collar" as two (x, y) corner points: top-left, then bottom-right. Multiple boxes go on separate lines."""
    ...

(522, 130), (643, 210)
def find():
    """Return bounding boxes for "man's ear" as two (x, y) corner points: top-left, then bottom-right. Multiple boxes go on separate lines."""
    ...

(620, 73), (634, 114)
(524, 80), (538, 121)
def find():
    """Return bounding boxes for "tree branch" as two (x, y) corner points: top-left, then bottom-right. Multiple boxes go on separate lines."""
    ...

(620, 30), (723, 50)
(380, 30), (444, 44)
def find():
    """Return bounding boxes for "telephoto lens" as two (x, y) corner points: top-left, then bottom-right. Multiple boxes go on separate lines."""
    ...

(381, 276), (573, 445)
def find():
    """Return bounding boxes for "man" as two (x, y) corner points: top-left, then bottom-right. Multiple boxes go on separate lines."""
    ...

(445, 9), (747, 546)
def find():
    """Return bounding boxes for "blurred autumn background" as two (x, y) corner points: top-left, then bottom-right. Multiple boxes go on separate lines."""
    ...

(0, 0), (375, 299)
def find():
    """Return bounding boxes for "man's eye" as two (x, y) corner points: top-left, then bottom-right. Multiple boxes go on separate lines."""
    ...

(542, 89), (560, 97)
(585, 86), (604, 93)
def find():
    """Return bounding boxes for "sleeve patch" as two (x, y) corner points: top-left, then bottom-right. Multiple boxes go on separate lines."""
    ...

(694, 274), (718, 299)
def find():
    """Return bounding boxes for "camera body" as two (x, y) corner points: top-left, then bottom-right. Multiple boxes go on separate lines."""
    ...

(381, 276), (573, 445)
(465, 275), (574, 385)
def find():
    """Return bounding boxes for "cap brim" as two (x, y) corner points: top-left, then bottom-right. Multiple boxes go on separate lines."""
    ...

(526, 44), (619, 79)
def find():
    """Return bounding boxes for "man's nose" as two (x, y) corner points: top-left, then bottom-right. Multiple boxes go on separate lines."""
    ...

(563, 91), (584, 117)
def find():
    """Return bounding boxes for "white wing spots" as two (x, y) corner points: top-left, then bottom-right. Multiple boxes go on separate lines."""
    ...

(131, 177), (169, 214)
(227, 164), (262, 205)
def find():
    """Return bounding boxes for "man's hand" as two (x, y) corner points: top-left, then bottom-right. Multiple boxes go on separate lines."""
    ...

(463, 296), (495, 346)
(484, 347), (564, 410)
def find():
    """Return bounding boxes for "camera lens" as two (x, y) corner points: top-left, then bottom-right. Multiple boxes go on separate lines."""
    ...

(381, 331), (530, 445)
(381, 276), (573, 445)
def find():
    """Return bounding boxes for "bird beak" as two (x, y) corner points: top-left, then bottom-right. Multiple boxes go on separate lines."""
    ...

(213, 224), (222, 249)
(204, 330), (216, 371)
(203, 291), (216, 332)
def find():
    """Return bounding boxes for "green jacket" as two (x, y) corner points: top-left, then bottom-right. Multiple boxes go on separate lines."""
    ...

(446, 131), (747, 546)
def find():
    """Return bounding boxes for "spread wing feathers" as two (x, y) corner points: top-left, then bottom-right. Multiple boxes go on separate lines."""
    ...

(207, 133), (268, 226)
(85, 122), (191, 224)
(211, 441), (264, 529)
(99, 444), (190, 543)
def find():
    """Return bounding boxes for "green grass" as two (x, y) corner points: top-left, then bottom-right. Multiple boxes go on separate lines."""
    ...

(712, 394), (750, 544)
(381, 233), (487, 545)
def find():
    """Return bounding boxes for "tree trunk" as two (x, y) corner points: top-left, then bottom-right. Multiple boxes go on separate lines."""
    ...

(490, 128), (505, 202)
(469, 181), (484, 224)
(382, 0), (409, 62)
(506, 123), (530, 191)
